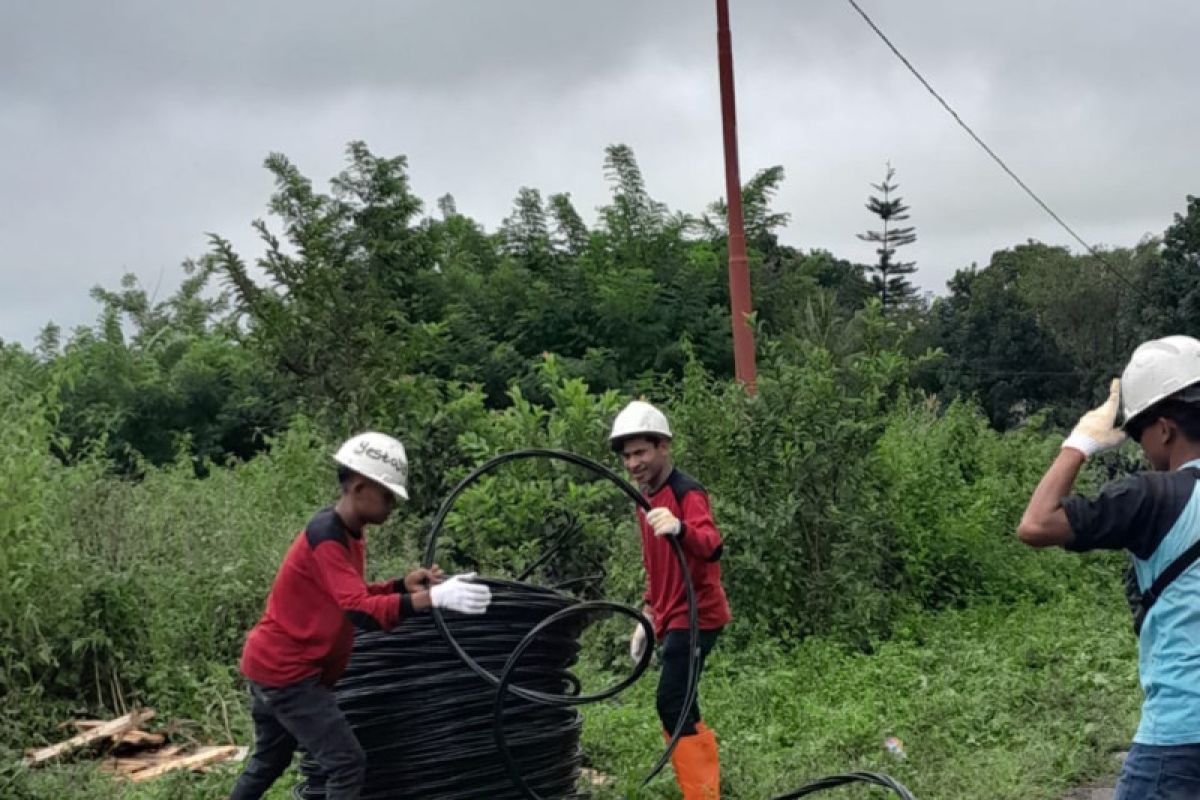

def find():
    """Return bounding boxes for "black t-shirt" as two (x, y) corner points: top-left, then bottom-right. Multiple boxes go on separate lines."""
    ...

(1062, 469), (1200, 558)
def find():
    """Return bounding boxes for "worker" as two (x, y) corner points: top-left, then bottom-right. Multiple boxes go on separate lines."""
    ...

(229, 432), (492, 800)
(1017, 336), (1200, 799)
(611, 400), (730, 800)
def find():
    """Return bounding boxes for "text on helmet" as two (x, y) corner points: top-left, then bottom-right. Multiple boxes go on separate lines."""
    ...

(354, 440), (406, 475)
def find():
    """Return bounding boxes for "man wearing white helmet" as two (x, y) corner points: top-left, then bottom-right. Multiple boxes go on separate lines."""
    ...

(229, 432), (492, 800)
(1018, 336), (1200, 799)
(611, 400), (730, 800)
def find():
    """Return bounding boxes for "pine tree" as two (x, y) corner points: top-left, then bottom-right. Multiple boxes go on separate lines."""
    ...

(547, 193), (590, 257)
(857, 163), (918, 311)
(500, 187), (550, 260)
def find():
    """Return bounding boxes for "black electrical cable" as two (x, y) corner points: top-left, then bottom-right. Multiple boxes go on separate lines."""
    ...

(425, 450), (918, 800)
(293, 579), (596, 800)
(843, 0), (1148, 301)
(491, 600), (651, 800)
(421, 449), (700, 791)
(298, 448), (918, 799)
(515, 510), (582, 583)
(772, 772), (918, 800)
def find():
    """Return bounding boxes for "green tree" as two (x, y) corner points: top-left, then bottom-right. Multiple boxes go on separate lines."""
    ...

(51, 267), (283, 471)
(547, 192), (590, 258)
(919, 250), (1077, 429)
(500, 187), (552, 265)
(1140, 195), (1200, 339)
(1015, 241), (1154, 396)
(208, 142), (440, 420)
(858, 163), (918, 312)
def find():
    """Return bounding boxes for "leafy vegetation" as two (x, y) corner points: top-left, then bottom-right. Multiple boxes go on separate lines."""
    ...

(2, 142), (1195, 798)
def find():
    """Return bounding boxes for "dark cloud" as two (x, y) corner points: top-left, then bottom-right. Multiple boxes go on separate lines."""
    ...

(0, 1), (700, 103)
(2, 0), (1196, 343)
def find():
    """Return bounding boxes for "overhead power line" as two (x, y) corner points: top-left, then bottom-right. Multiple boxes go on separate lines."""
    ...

(843, 0), (1146, 298)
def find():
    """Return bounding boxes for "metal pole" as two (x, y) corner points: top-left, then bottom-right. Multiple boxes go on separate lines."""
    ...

(716, 0), (758, 393)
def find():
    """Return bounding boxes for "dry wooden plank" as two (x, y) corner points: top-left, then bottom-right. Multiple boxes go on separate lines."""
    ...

(106, 759), (160, 776)
(128, 745), (240, 783)
(24, 709), (155, 766)
(101, 745), (186, 775)
(59, 719), (106, 732)
(194, 746), (249, 773)
(102, 749), (178, 776)
(117, 730), (165, 747)
(154, 745), (186, 760)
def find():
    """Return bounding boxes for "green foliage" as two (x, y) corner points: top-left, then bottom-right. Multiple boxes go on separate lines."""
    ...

(427, 356), (630, 592)
(858, 164), (919, 312)
(919, 195), (1200, 427)
(918, 250), (1079, 429)
(1, 756), (298, 800)
(16, 139), (1197, 484)
(875, 399), (1085, 608)
(6, 141), (1191, 798)
(668, 326), (907, 643)
(581, 588), (1138, 800)
(0, 353), (69, 705)
(199, 141), (871, 426)
(50, 266), (285, 471)
(0, 406), (338, 742)
(1140, 195), (1200, 339)
(0, 348), (1139, 798)
(1015, 243), (1149, 388)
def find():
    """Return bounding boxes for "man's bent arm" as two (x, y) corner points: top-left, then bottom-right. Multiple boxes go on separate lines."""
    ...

(1017, 448), (1086, 548)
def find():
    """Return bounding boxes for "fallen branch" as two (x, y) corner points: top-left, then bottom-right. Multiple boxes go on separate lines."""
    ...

(101, 745), (185, 776)
(23, 709), (155, 767)
(128, 745), (241, 783)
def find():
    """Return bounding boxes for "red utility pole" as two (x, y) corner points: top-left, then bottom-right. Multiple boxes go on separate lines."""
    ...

(715, 0), (757, 394)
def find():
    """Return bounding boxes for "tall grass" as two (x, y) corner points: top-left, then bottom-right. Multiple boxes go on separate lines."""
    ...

(0, 348), (1136, 798)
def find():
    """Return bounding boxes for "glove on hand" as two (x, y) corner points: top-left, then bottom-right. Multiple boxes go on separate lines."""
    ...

(630, 623), (648, 663)
(430, 573), (491, 615)
(646, 508), (682, 538)
(1063, 379), (1126, 458)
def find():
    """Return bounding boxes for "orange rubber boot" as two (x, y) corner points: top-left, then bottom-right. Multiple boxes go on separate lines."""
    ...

(668, 722), (720, 800)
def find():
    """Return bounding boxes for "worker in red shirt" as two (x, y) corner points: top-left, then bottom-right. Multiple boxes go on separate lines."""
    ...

(611, 401), (730, 800)
(228, 432), (491, 800)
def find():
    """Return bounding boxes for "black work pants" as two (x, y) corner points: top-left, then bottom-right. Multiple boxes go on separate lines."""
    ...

(229, 677), (366, 800)
(656, 628), (721, 736)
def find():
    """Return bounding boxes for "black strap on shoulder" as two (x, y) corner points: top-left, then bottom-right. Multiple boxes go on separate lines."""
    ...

(1143, 538), (1200, 609)
(1134, 467), (1200, 634)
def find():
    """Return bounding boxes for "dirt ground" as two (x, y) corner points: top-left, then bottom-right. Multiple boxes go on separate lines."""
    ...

(1062, 789), (1114, 800)
(1060, 752), (1126, 800)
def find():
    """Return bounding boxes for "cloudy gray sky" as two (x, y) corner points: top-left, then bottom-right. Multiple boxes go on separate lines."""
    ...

(2, 0), (1196, 345)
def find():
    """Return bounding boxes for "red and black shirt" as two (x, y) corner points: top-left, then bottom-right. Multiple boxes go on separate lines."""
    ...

(240, 508), (409, 688)
(640, 469), (732, 639)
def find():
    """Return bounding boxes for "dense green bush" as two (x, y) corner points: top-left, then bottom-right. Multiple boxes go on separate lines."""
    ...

(876, 399), (1082, 608)
(5, 140), (1187, 799)
(1, 327), (1126, 741)
(0, 318), (1139, 800)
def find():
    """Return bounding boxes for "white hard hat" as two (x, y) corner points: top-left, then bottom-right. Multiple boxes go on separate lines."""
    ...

(1121, 335), (1200, 429)
(333, 432), (409, 500)
(610, 401), (672, 447)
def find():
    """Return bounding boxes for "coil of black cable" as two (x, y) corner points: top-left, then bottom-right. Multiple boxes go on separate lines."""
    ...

(294, 578), (594, 800)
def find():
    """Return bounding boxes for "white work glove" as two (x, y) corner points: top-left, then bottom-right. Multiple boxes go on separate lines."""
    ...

(630, 623), (648, 663)
(430, 573), (491, 615)
(1063, 379), (1127, 458)
(645, 508), (682, 538)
